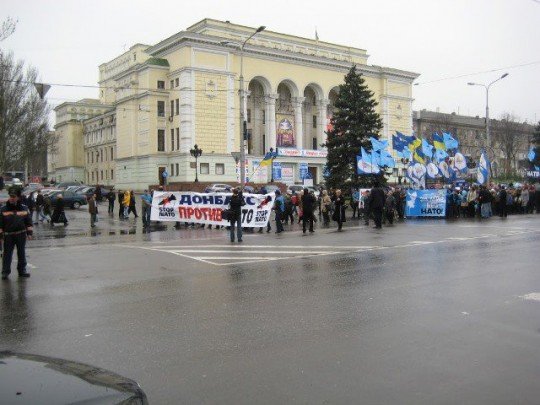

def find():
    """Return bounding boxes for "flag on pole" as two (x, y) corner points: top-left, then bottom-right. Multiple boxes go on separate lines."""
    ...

(421, 138), (434, 159)
(434, 149), (448, 162)
(259, 150), (277, 167)
(379, 150), (396, 168)
(432, 133), (446, 151)
(528, 147), (536, 162)
(443, 132), (459, 150)
(477, 151), (489, 184)
(356, 155), (380, 174)
(370, 136), (389, 151)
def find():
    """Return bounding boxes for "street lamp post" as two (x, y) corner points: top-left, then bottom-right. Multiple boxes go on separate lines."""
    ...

(468, 73), (509, 180)
(190, 144), (203, 182)
(221, 25), (266, 190)
(269, 147), (275, 182)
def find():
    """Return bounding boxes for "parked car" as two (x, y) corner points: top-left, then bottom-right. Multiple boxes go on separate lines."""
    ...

(205, 183), (233, 192)
(49, 190), (88, 209)
(0, 190), (9, 205)
(5, 177), (23, 187)
(287, 185), (304, 195)
(263, 185), (281, 194)
(56, 181), (84, 189)
(286, 184), (320, 197)
(76, 186), (114, 199)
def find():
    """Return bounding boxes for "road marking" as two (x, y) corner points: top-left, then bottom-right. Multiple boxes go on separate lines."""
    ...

(119, 228), (540, 267)
(27, 264), (37, 269)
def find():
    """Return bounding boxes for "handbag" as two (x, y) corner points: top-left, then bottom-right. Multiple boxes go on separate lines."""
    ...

(222, 209), (233, 221)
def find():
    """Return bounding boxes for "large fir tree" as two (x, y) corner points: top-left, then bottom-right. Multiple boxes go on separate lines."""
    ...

(323, 65), (383, 190)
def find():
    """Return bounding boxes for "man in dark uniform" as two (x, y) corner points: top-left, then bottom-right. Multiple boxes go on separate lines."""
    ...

(368, 181), (386, 229)
(0, 190), (33, 280)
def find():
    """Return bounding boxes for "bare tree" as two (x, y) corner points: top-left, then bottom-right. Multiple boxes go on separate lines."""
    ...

(0, 51), (52, 176)
(492, 113), (528, 176)
(0, 17), (17, 43)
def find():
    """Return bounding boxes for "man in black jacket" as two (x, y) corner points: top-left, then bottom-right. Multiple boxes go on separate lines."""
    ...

(228, 188), (245, 243)
(368, 181), (386, 229)
(0, 190), (33, 279)
(301, 188), (316, 233)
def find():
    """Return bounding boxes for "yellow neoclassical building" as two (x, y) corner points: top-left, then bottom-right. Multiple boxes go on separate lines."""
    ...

(49, 19), (419, 188)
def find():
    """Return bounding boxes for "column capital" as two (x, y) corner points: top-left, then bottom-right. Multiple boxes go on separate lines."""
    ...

(292, 96), (306, 108)
(264, 93), (279, 104)
(317, 98), (330, 108)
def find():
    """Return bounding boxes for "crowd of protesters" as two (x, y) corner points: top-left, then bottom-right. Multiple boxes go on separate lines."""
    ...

(444, 183), (539, 219)
(8, 180), (539, 237)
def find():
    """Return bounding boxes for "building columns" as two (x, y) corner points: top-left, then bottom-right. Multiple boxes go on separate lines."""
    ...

(265, 93), (278, 151)
(317, 98), (330, 149)
(293, 97), (305, 150)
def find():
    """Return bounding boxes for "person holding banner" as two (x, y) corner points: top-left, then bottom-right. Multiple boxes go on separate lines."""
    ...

(228, 188), (245, 243)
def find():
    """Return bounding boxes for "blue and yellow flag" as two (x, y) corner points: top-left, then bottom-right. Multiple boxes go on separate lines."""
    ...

(408, 138), (426, 165)
(432, 133), (446, 151)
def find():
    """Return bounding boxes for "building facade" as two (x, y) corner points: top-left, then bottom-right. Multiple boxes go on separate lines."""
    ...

(49, 19), (418, 189)
(413, 110), (535, 177)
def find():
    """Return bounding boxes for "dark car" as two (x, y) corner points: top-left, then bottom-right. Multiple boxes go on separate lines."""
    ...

(77, 186), (114, 200)
(0, 351), (148, 404)
(49, 190), (88, 209)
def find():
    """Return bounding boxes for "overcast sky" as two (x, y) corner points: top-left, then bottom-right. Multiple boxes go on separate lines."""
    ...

(2, 0), (539, 126)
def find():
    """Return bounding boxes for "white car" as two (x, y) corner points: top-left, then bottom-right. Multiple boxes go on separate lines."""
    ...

(206, 183), (233, 192)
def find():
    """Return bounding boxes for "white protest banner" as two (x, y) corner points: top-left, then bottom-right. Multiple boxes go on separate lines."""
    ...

(150, 191), (275, 228)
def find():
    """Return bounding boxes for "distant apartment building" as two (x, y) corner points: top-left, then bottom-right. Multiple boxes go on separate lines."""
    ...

(413, 110), (535, 177)
(48, 19), (418, 189)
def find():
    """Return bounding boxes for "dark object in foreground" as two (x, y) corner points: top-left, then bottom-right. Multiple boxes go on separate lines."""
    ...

(0, 351), (148, 404)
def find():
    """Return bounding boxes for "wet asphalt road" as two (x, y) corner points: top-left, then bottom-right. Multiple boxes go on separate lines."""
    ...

(1, 208), (540, 404)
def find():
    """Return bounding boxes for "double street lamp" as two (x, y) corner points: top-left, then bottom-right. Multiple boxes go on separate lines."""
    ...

(190, 144), (203, 182)
(221, 25), (266, 190)
(468, 72), (509, 180)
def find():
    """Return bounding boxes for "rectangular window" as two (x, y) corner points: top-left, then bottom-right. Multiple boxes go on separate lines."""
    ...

(175, 163), (179, 176)
(175, 78), (179, 87)
(170, 164), (174, 176)
(111, 169), (114, 180)
(215, 163), (225, 175)
(170, 100), (174, 117)
(262, 110), (266, 124)
(171, 129), (175, 151)
(170, 80), (174, 89)
(247, 109), (251, 123)
(91, 152), (94, 163)
(312, 137), (317, 150)
(157, 129), (165, 151)
(157, 80), (165, 89)
(175, 99), (179, 115)
(101, 170), (103, 180)
(101, 150), (104, 162)
(157, 101), (165, 117)
(200, 163), (209, 175)
(313, 115), (317, 128)
(110, 147), (113, 160)
(92, 172), (94, 181)
(176, 128), (180, 150)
